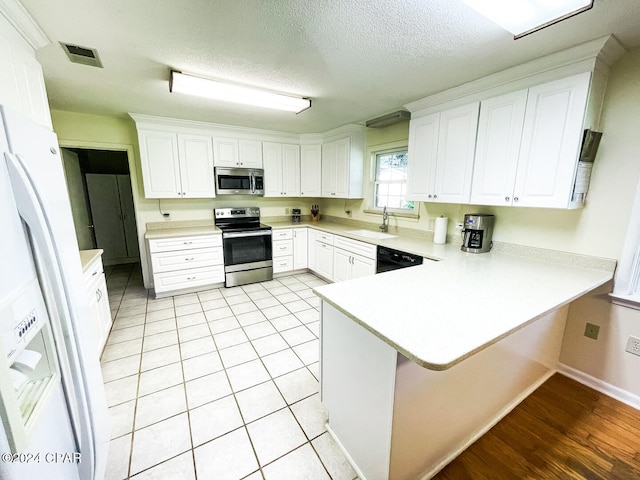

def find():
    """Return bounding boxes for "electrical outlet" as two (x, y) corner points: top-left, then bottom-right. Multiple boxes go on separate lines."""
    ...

(626, 335), (640, 356)
(584, 323), (600, 340)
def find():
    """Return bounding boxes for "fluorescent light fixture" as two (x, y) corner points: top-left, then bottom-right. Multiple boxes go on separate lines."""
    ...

(170, 71), (311, 113)
(461, 0), (594, 38)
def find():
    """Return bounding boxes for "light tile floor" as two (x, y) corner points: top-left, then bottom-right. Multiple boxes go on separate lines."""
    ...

(101, 263), (358, 480)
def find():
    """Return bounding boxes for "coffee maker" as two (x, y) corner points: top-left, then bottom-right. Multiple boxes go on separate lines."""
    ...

(461, 214), (495, 253)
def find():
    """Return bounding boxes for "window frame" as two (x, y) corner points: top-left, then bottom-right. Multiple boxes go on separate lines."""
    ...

(371, 146), (414, 213)
(611, 181), (640, 309)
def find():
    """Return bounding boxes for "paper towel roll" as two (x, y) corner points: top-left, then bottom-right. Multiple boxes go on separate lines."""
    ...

(434, 216), (448, 244)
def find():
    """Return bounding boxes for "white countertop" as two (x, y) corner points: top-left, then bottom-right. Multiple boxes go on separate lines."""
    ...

(79, 249), (103, 272)
(314, 247), (613, 371)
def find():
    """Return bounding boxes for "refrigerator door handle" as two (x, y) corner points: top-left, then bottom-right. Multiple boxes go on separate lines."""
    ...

(4, 151), (97, 480)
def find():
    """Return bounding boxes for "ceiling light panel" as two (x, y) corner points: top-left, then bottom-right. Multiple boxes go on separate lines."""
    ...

(461, 0), (593, 37)
(170, 71), (311, 113)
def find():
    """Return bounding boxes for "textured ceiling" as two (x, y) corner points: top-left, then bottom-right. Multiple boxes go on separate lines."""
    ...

(19, 0), (640, 133)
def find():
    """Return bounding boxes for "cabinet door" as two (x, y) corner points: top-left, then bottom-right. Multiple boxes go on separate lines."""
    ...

(433, 102), (479, 203)
(96, 274), (112, 353)
(213, 138), (239, 167)
(177, 134), (215, 198)
(316, 242), (334, 281)
(138, 130), (182, 198)
(239, 140), (263, 167)
(300, 144), (322, 197)
(282, 144), (301, 196)
(514, 72), (591, 208)
(333, 248), (352, 283)
(86, 282), (105, 356)
(321, 141), (337, 197)
(334, 137), (351, 198)
(470, 90), (528, 206)
(293, 228), (308, 270)
(263, 142), (283, 197)
(308, 229), (318, 271)
(352, 254), (376, 280)
(407, 113), (439, 201)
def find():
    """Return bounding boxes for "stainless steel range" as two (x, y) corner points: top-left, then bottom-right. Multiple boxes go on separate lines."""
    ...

(214, 207), (273, 287)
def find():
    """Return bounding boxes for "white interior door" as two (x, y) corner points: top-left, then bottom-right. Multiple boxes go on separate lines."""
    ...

(85, 174), (127, 262)
(117, 175), (139, 259)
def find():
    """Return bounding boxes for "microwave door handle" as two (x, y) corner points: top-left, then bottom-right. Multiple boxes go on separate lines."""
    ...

(250, 174), (255, 193)
(224, 230), (272, 239)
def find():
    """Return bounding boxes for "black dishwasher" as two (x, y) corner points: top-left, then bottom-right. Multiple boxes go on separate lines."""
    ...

(376, 246), (424, 273)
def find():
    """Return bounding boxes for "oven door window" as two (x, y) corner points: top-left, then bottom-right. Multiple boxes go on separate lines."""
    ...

(224, 234), (272, 266)
(218, 175), (251, 190)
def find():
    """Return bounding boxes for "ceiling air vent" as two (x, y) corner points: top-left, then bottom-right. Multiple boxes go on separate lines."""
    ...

(60, 42), (103, 68)
(366, 110), (410, 128)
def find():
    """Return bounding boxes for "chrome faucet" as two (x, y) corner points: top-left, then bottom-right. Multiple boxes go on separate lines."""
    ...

(379, 206), (389, 233)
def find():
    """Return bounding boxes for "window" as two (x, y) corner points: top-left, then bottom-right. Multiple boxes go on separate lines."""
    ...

(373, 149), (414, 210)
(611, 181), (640, 309)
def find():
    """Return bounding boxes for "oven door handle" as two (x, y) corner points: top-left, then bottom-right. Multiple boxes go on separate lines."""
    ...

(224, 230), (272, 239)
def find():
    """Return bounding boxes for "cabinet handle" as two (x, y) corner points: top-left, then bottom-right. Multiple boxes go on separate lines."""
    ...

(514, 197), (519, 202)
(185, 257), (195, 261)
(187, 276), (196, 280)
(428, 194), (432, 199)
(433, 194), (438, 199)
(505, 196), (510, 202)
(332, 193), (336, 196)
(96, 288), (102, 302)
(92, 271), (98, 276)
(183, 241), (193, 245)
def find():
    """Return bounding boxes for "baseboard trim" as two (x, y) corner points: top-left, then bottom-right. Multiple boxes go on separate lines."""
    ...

(324, 423), (369, 480)
(557, 363), (640, 410)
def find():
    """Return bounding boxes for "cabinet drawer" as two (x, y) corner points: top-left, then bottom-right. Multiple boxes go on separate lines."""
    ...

(273, 240), (293, 257)
(148, 234), (222, 253)
(153, 265), (224, 294)
(151, 247), (223, 273)
(83, 258), (104, 293)
(272, 229), (293, 240)
(316, 232), (334, 245)
(273, 256), (293, 273)
(334, 235), (377, 259)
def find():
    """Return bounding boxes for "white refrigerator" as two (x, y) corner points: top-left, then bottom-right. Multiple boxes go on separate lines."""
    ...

(0, 106), (110, 479)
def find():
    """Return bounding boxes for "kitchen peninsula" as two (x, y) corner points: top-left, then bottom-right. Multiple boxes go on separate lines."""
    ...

(313, 243), (614, 480)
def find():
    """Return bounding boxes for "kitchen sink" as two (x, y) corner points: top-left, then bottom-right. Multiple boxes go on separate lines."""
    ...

(346, 229), (397, 240)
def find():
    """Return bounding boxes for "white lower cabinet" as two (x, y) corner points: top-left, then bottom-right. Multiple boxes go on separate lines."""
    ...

(272, 227), (308, 273)
(83, 253), (112, 357)
(315, 233), (335, 281)
(307, 228), (318, 271)
(148, 234), (224, 296)
(333, 236), (377, 282)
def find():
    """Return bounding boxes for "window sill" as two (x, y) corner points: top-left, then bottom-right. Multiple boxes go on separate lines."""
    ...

(363, 209), (419, 220)
(609, 293), (640, 311)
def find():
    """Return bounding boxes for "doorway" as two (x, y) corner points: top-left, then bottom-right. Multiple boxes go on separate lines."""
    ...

(61, 148), (140, 266)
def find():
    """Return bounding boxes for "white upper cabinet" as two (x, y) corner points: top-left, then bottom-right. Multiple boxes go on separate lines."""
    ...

(239, 140), (263, 168)
(407, 113), (439, 201)
(212, 138), (239, 167)
(470, 90), (528, 206)
(433, 102), (479, 204)
(300, 144), (322, 197)
(138, 130), (214, 198)
(321, 132), (365, 199)
(513, 72), (591, 208)
(0, 15), (51, 128)
(213, 138), (263, 168)
(177, 134), (216, 198)
(263, 142), (300, 197)
(407, 103), (479, 203)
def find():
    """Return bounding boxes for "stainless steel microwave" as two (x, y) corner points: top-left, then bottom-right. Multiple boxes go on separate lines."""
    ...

(214, 167), (264, 196)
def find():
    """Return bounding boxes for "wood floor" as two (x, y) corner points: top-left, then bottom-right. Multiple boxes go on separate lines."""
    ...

(434, 373), (640, 480)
